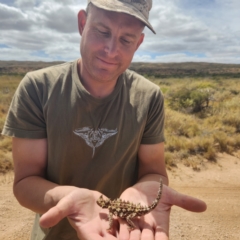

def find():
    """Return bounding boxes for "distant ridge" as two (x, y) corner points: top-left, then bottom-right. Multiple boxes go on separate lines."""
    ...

(129, 62), (240, 78)
(0, 61), (65, 75)
(0, 60), (240, 78)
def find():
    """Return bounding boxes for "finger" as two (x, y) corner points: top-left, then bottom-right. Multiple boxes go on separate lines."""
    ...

(155, 226), (169, 240)
(40, 198), (72, 228)
(168, 188), (207, 212)
(118, 220), (130, 240)
(141, 228), (154, 240)
(80, 231), (117, 240)
(129, 228), (141, 240)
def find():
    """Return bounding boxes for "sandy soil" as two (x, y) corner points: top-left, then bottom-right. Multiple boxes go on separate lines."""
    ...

(0, 153), (239, 239)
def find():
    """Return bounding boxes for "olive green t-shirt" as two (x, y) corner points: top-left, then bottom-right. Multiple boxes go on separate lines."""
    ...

(2, 59), (165, 239)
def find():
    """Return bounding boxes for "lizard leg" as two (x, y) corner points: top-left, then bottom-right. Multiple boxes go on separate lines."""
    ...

(107, 212), (113, 231)
(126, 213), (137, 231)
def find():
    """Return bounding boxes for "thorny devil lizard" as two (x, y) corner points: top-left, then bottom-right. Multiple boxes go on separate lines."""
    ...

(97, 178), (163, 231)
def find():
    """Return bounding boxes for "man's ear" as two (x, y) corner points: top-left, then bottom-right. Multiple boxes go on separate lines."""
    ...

(135, 33), (145, 51)
(78, 10), (87, 36)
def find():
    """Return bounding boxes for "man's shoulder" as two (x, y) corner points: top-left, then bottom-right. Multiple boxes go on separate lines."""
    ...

(124, 69), (160, 92)
(25, 60), (77, 81)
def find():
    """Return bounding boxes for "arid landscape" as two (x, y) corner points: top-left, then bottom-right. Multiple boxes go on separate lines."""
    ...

(1, 60), (240, 78)
(169, 152), (240, 240)
(0, 61), (240, 239)
(0, 152), (239, 239)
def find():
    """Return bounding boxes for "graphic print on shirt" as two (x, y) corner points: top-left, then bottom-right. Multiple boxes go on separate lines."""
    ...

(74, 127), (118, 157)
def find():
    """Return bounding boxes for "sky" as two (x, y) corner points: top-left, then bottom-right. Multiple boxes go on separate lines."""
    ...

(0, 0), (240, 63)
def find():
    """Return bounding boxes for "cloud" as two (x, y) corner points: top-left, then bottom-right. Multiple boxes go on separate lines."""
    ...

(0, 0), (239, 63)
(14, 0), (36, 9)
(43, 5), (78, 33)
(137, 0), (240, 63)
(0, 3), (32, 30)
(133, 52), (240, 64)
(0, 1), (82, 61)
(0, 0), (15, 6)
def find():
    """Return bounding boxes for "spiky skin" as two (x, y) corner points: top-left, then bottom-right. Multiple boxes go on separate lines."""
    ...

(97, 178), (163, 230)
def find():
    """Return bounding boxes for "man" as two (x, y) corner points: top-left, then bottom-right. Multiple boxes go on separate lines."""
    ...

(2, 0), (207, 239)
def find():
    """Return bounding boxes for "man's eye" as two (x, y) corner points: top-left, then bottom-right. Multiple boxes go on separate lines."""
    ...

(98, 30), (109, 35)
(122, 38), (130, 44)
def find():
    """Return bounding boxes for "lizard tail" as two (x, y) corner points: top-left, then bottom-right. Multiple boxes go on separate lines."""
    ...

(148, 178), (163, 211)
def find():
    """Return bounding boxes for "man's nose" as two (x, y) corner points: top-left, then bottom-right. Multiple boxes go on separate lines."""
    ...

(104, 37), (118, 57)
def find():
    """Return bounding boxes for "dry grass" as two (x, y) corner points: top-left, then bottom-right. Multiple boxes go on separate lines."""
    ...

(0, 171), (14, 186)
(0, 74), (240, 172)
(0, 75), (20, 173)
(160, 77), (240, 169)
(0, 144), (13, 174)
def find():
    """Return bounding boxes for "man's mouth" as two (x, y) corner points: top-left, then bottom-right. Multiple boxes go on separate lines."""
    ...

(97, 57), (118, 66)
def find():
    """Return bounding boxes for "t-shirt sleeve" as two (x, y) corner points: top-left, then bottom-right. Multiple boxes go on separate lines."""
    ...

(1, 74), (47, 139)
(141, 88), (165, 144)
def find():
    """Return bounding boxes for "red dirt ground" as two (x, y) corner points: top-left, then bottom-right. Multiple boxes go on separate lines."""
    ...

(0, 153), (239, 239)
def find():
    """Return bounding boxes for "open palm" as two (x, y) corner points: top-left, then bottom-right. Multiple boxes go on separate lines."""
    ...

(118, 179), (207, 240)
(40, 188), (118, 240)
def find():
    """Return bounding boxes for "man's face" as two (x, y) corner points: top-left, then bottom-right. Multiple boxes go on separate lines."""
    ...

(78, 5), (144, 84)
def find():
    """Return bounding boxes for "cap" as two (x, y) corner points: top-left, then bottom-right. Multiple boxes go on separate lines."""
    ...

(87, 0), (156, 34)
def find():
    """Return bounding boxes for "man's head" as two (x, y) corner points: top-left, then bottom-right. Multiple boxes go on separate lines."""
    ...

(77, 1), (150, 85)
(87, 0), (156, 34)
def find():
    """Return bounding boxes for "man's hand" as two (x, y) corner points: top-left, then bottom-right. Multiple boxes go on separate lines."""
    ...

(118, 178), (207, 240)
(39, 189), (118, 240)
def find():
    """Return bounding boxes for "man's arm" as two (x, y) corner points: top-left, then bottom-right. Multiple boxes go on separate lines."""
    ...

(137, 142), (168, 185)
(12, 137), (118, 239)
(12, 137), (78, 214)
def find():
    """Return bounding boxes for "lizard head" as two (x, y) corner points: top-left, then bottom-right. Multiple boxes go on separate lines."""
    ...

(96, 195), (111, 208)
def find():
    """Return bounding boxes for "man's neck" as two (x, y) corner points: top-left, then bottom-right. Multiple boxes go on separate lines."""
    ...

(77, 59), (118, 99)
(81, 78), (117, 99)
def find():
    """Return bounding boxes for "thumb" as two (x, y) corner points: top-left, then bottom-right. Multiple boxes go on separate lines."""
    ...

(39, 198), (73, 228)
(167, 187), (207, 212)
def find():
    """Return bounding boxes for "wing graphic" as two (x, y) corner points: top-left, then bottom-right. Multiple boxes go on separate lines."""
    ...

(95, 128), (118, 148)
(73, 127), (94, 148)
(73, 127), (118, 158)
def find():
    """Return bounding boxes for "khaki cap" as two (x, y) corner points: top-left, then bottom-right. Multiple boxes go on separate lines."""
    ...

(88, 0), (156, 34)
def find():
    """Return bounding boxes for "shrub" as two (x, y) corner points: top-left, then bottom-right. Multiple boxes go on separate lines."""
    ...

(0, 152), (13, 174)
(222, 113), (240, 133)
(0, 136), (12, 152)
(213, 131), (231, 153)
(164, 152), (177, 168)
(165, 135), (188, 152)
(168, 87), (214, 113)
(186, 136), (215, 156)
(165, 109), (201, 137)
(203, 145), (217, 161)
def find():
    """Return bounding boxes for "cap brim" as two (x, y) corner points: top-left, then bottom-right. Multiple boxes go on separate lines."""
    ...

(89, 0), (156, 34)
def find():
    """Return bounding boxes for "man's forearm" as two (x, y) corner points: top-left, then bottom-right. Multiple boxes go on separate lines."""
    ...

(138, 173), (169, 186)
(13, 176), (78, 214)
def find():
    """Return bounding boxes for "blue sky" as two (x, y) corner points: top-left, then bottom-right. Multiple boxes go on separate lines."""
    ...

(0, 0), (240, 63)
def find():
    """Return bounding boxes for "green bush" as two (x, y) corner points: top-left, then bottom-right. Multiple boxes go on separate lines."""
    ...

(168, 86), (213, 113)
